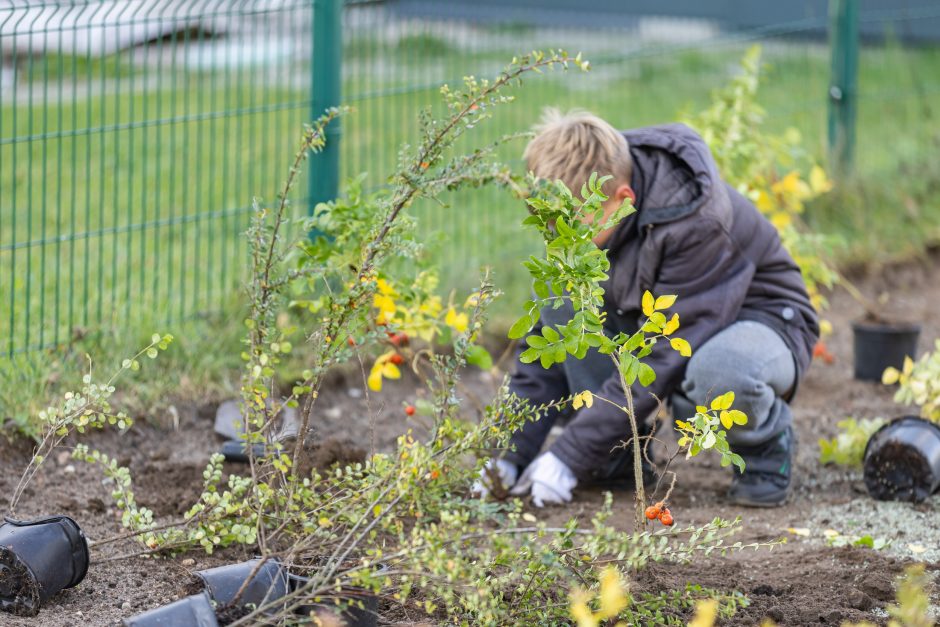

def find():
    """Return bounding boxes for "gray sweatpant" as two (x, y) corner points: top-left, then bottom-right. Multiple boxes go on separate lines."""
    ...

(541, 297), (796, 453)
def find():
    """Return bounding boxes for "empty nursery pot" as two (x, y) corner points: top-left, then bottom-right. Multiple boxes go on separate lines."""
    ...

(0, 515), (90, 616)
(122, 591), (219, 627)
(864, 416), (940, 503)
(194, 558), (289, 611)
(852, 320), (920, 381)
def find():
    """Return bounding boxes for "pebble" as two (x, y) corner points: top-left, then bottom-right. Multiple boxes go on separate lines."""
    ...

(181, 558), (195, 567)
(347, 388), (363, 399)
(56, 451), (71, 466)
(63, 464), (76, 474)
(121, 601), (131, 610)
(324, 407), (342, 420)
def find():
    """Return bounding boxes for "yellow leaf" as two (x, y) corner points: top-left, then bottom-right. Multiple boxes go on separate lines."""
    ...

(367, 365), (384, 392)
(710, 391), (734, 411)
(318, 516), (332, 527)
(669, 337), (692, 357)
(376, 278), (397, 296)
(641, 291), (654, 317)
(882, 367), (900, 385)
(819, 319), (833, 336)
(569, 591), (597, 627)
(755, 189), (775, 213)
(582, 390), (593, 408)
(720, 410), (733, 430)
(770, 211), (792, 229)
(382, 362), (402, 380)
(695, 405), (708, 415)
(445, 307), (469, 333)
(573, 394), (583, 410)
(688, 599), (718, 627)
(902, 355), (914, 375)
(521, 512), (537, 523)
(373, 505), (382, 516)
(654, 294), (677, 311)
(663, 313), (680, 336)
(809, 165), (833, 195)
(598, 567), (628, 619)
(728, 409), (748, 426)
(787, 527), (811, 537)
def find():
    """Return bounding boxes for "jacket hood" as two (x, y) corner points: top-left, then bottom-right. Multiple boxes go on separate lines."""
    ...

(606, 123), (722, 252)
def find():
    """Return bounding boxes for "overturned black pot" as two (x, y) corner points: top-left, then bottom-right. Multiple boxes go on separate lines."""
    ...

(292, 570), (383, 627)
(123, 591), (219, 627)
(194, 558), (289, 612)
(0, 515), (89, 616)
(852, 320), (920, 381)
(864, 416), (940, 502)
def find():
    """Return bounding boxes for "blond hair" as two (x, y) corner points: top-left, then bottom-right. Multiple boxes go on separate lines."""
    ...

(523, 108), (632, 199)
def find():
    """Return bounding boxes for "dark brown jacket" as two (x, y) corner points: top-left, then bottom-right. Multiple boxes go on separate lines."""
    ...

(507, 123), (819, 479)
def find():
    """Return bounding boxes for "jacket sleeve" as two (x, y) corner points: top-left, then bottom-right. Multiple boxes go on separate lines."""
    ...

(502, 317), (571, 469)
(549, 216), (753, 480)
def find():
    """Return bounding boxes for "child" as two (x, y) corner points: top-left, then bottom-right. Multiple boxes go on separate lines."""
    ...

(478, 110), (819, 508)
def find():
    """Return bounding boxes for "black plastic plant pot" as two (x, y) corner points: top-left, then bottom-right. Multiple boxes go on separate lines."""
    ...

(852, 320), (920, 381)
(291, 571), (383, 627)
(122, 591), (219, 627)
(864, 416), (940, 503)
(0, 515), (90, 617)
(194, 558), (289, 612)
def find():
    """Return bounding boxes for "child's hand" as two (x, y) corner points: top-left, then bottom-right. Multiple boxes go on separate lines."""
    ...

(510, 452), (577, 507)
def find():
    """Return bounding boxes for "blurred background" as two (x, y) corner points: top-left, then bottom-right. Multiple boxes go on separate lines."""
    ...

(1, 0), (938, 359)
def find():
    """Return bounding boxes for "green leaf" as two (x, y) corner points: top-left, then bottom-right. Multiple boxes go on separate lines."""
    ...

(730, 453), (745, 473)
(702, 431), (717, 449)
(526, 335), (549, 349)
(466, 345), (493, 370)
(620, 354), (640, 386)
(519, 348), (540, 364)
(508, 315), (533, 339)
(533, 281), (550, 299)
(542, 326), (560, 343)
(638, 363), (656, 387)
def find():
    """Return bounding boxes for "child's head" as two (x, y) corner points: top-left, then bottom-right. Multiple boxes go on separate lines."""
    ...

(523, 108), (633, 199)
(523, 108), (635, 245)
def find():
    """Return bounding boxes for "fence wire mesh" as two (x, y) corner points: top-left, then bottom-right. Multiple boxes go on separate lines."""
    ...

(2, 0), (939, 355)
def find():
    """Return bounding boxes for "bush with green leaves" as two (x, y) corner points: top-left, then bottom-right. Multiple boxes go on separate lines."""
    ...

(883, 340), (940, 422)
(818, 416), (888, 467)
(62, 52), (770, 625)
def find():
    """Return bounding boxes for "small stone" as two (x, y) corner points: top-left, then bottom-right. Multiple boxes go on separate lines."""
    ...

(324, 407), (342, 420)
(121, 601), (131, 610)
(181, 558), (195, 567)
(347, 388), (363, 399)
(56, 451), (71, 466)
(63, 464), (76, 474)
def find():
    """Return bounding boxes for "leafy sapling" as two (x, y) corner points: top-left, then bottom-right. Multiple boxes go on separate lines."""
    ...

(514, 174), (747, 528)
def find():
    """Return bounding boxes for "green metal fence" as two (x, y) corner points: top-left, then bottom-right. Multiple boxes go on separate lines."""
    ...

(2, 0), (939, 356)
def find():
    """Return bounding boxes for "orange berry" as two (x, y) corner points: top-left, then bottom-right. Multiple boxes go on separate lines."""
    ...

(645, 506), (660, 520)
(405, 405), (416, 416)
(658, 508), (674, 526)
(347, 337), (356, 346)
(390, 354), (404, 365)
(419, 162), (429, 169)
(430, 469), (440, 480)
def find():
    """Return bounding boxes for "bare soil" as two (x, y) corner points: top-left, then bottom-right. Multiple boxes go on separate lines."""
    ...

(1, 251), (939, 626)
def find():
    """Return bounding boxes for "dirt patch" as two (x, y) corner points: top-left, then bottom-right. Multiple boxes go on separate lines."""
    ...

(633, 545), (905, 625)
(0, 251), (939, 625)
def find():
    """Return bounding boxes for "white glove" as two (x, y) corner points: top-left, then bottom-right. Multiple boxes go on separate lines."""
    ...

(509, 452), (578, 507)
(471, 458), (519, 498)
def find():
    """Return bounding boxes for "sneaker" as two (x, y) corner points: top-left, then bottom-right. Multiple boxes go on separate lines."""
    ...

(727, 425), (795, 507)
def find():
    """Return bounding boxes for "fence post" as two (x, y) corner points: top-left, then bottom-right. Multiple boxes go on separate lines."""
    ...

(827, 0), (859, 176)
(309, 0), (342, 217)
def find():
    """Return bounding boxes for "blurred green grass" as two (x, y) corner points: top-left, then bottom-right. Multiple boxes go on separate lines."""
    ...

(2, 33), (939, 432)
